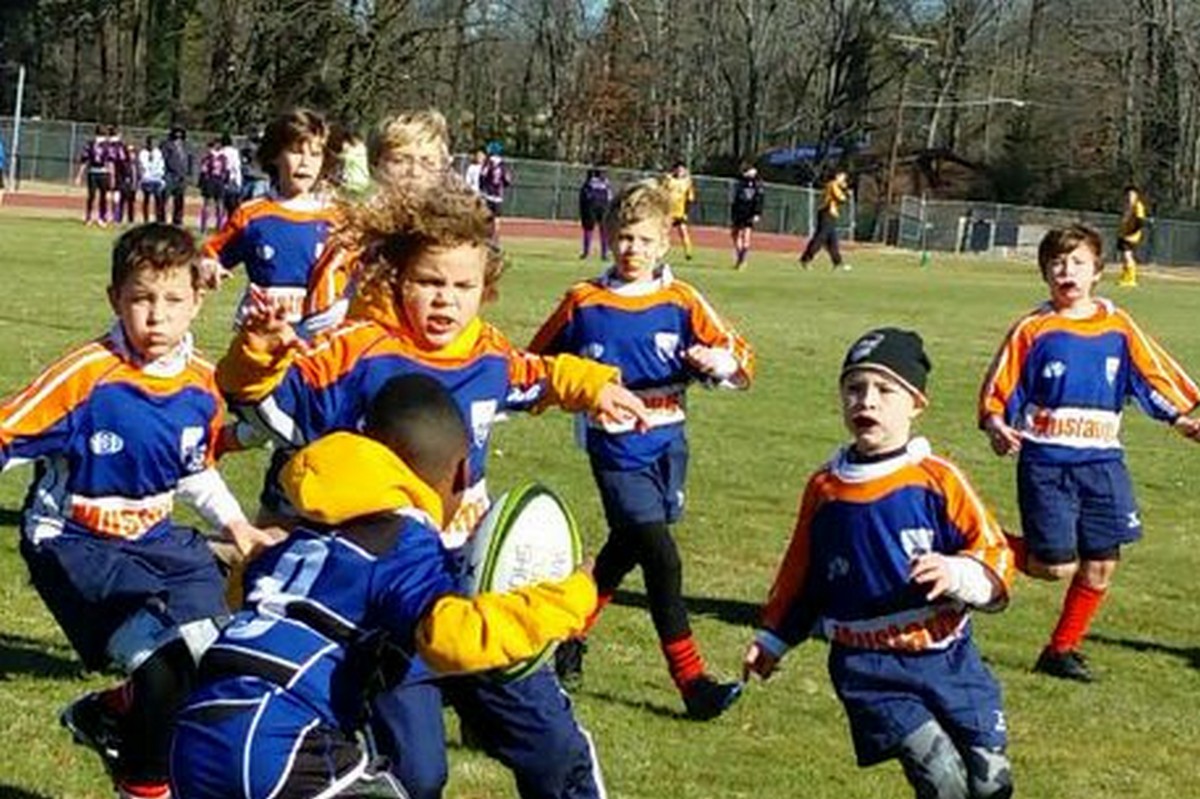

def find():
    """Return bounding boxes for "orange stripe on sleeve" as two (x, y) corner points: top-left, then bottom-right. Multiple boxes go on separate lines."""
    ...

(978, 314), (1037, 425)
(528, 289), (581, 355)
(1119, 310), (1200, 414)
(926, 457), (1014, 593)
(0, 343), (113, 453)
(679, 284), (755, 383)
(201, 203), (249, 261)
(761, 473), (828, 634)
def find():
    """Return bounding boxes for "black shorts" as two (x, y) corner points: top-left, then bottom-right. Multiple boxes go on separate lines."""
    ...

(731, 212), (757, 230)
(485, 199), (503, 217)
(200, 178), (223, 200)
(1116, 238), (1138, 253)
(580, 206), (606, 229)
(671, 216), (688, 228)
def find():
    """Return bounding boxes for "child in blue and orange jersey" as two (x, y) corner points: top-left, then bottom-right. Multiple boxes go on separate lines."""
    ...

(529, 178), (755, 720)
(0, 224), (278, 799)
(301, 109), (454, 338)
(745, 328), (1015, 799)
(979, 224), (1200, 682)
(199, 108), (337, 334)
(216, 180), (643, 799)
(662, 161), (695, 260)
(171, 374), (598, 799)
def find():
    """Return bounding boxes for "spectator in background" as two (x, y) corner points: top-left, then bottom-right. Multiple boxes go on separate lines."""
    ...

(198, 139), (228, 233)
(219, 132), (243, 217)
(578, 167), (613, 260)
(115, 140), (138, 225)
(730, 161), (765, 271)
(163, 126), (191, 226)
(464, 148), (485, 194)
(75, 124), (112, 226)
(239, 130), (271, 203)
(138, 135), (166, 223)
(478, 142), (512, 243)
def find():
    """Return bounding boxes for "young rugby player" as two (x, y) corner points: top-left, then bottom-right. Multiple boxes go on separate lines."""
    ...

(216, 180), (644, 799)
(730, 162), (764, 270)
(663, 161), (696, 260)
(1116, 186), (1147, 288)
(0, 224), (277, 799)
(170, 374), (598, 799)
(980, 224), (1200, 681)
(799, 169), (850, 271)
(530, 179), (755, 720)
(199, 108), (336, 334)
(745, 328), (1015, 799)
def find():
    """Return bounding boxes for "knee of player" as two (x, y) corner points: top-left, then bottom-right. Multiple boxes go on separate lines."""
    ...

(897, 721), (969, 799)
(965, 746), (1014, 799)
(1077, 556), (1118, 588)
(1026, 557), (1077, 582)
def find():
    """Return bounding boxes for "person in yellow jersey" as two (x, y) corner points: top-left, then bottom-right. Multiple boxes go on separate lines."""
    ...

(663, 161), (696, 260)
(799, 169), (851, 271)
(1117, 185), (1147, 287)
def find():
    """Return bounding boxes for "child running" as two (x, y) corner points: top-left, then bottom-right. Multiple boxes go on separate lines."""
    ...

(170, 374), (598, 799)
(200, 108), (336, 336)
(530, 178), (754, 720)
(979, 223), (1200, 681)
(730, 162), (764, 270)
(745, 328), (1015, 799)
(216, 179), (644, 799)
(0, 224), (276, 799)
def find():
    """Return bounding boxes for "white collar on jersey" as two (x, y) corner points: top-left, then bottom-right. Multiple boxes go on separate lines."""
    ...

(267, 189), (332, 212)
(109, 322), (194, 378)
(599, 263), (675, 296)
(829, 436), (932, 483)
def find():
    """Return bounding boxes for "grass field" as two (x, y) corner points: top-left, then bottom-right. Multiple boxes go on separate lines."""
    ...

(0, 215), (1197, 799)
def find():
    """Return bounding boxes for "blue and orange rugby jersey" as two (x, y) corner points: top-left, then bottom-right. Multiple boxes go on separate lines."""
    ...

(529, 265), (754, 470)
(979, 299), (1200, 464)
(203, 195), (338, 325)
(760, 439), (1014, 654)
(0, 326), (233, 543)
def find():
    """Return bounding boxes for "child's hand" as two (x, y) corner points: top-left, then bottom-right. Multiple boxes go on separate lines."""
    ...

(595, 383), (651, 432)
(197, 257), (231, 291)
(983, 415), (1022, 456)
(242, 293), (310, 357)
(742, 642), (780, 682)
(1173, 415), (1200, 441)
(227, 520), (287, 560)
(683, 344), (724, 376)
(910, 553), (953, 601)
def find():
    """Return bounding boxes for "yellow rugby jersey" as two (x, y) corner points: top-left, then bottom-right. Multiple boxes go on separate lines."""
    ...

(820, 178), (848, 218)
(1119, 198), (1147, 244)
(663, 174), (695, 220)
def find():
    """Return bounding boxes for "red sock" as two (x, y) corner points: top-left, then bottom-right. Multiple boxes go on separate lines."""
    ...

(661, 634), (706, 692)
(116, 780), (171, 799)
(581, 593), (613, 636)
(1004, 531), (1028, 574)
(1049, 581), (1107, 653)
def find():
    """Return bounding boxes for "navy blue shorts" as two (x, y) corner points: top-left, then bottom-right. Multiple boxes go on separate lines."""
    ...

(829, 638), (1007, 767)
(1017, 458), (1141, 564)
(590, 436), (688, 528)
(21, 526), (227, 671)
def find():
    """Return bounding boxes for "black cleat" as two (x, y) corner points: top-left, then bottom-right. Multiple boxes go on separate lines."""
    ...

(554, 638), (587, 692)
(682, 675), (743, 721)
(1034, 647), (1094, 683)
(60, 691), (123, 774)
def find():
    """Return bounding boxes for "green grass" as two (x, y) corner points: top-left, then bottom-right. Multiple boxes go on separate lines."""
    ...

(0, 217), (1198, 798)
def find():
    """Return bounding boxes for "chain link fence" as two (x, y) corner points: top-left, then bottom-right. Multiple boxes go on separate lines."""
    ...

(888, 196), (1200, 267)
(1, 116), (849, 238)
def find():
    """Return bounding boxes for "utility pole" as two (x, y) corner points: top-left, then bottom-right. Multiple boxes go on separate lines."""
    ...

(884, 35), (937, 209)
(8, 63), (25, 191)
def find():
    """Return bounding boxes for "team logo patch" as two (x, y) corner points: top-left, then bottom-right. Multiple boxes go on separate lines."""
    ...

(827, 556), (850, 581)
(470, 400), (498, 447)
(1042, 360), (1066, 379)
(89, 430), (124, 456)
(1105, 357), (1121, 386)
(257, 244), (275, 261)
(654, 332), (680, 362)
(583, 342), (605, 360)
(847, 332), (884, 364)
(1127, 510), (1141, 529)
(180, 426), (207, 472)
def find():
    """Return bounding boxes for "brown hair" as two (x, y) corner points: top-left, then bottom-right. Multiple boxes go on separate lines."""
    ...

(340, 180), (504, 302)
(605, 178), (672, 236)
(1037, 224), (1103, 277)
(110, 223), (200, 290)
(257, 107), (329, 182)
(368, 110), (451, 171)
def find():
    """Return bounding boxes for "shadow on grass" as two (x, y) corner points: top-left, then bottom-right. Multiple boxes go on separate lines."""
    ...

(0, 785), (55, 799)
(578, 688), (687, 721)
(0, 507), (24, 527)
(0, 632), (82, 680)
(1088, 632), (1200, 671)
(611, 589), (759, 627)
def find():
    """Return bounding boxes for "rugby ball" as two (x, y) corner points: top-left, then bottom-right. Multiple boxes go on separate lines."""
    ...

(463, 482), (583, 680)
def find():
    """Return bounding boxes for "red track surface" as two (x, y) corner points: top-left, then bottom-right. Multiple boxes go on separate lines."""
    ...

(2, 189), (823, 254)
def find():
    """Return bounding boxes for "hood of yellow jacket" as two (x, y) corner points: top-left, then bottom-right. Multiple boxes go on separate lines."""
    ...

(280, 431), (445, 528)
(348, 278), (485, 361)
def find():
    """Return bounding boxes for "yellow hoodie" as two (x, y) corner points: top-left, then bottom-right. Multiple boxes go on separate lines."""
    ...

(280, 431), (597, 674)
